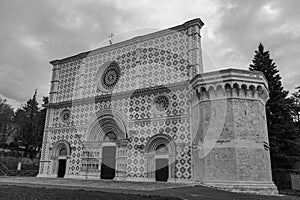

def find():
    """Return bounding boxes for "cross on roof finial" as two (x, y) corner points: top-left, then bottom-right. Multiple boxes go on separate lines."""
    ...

(109, 33), (115, 45)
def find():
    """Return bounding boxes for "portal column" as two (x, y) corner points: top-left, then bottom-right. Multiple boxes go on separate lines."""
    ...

(168, 154), (176, 182)
(145, 153), (155, 181)
(115, 139), (128, 180)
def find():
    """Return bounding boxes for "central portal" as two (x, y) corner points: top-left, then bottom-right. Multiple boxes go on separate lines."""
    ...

(101, 146), (116, 179)
(86, 110), (127, 180)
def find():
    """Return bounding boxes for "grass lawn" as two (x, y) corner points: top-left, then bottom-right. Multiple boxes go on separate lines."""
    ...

(0, 185), (180, 200)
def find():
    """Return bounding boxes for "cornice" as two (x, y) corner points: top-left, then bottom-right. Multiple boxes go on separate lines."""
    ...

(49, 18), (204, 66)
(190, 68), (269, 91)
(45, 114), (190, 130)
(189, 68), (270, 104)
(44, 81), (189, 108)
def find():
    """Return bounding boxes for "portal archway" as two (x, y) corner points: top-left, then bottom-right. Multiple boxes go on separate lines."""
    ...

(50, 140), (71, 178)
(86, 109), (127, 142)
(145, 134), (176, 182)
(83, 109), (128, 180)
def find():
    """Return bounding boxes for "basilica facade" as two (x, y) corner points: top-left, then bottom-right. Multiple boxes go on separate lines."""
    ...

(38, 18), (277, 194)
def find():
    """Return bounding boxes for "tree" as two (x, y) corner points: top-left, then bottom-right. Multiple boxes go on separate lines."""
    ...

(13, 90), (46, 158)
(291, 86), (300, 132)
(0, 98), (14, 146)
(249, 43), (299, 168)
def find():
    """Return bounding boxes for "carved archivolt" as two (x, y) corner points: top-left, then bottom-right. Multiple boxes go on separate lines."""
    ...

(145, 134), (176, 156)
(51, 140), (71, 160)
(86, 109), (127, 142)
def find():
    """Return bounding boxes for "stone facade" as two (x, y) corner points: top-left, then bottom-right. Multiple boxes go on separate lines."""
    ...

(38, 18), (277, 194)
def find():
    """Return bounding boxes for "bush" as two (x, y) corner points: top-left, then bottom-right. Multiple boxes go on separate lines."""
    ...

(0, 155), (39, 170)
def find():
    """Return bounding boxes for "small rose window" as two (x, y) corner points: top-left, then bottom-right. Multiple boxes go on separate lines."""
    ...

(60, 109), (71, 123)
(154, 95), (170, 112)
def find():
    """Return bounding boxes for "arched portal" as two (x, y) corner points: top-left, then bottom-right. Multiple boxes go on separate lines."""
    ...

(50, 140), (71, 178)
(86, 109), (127, 142)
(145, 134), (176, 182)
(82, 109), (128, 180)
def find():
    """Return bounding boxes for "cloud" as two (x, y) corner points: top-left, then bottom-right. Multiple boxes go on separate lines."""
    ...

(205, 0), (300, 91)
(0, 0), (145, 106)
(0, 0), (299, 108)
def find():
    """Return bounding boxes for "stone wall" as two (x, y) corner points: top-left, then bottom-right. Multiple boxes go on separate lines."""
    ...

(48, 19), (204, 104)
(190, 69), (277, 194)
(39, 84), (194, 181)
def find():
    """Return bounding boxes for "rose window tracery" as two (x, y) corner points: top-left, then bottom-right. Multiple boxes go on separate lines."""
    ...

(99, 61), (121, 91)
(60, 109), (71, 123)
(154, 95), (170, 112)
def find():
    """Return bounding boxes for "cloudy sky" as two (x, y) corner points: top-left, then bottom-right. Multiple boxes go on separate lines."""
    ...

(0, 0), (299, 109)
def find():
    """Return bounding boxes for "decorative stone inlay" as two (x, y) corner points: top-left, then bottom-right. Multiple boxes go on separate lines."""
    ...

(39, 19), (277, 195)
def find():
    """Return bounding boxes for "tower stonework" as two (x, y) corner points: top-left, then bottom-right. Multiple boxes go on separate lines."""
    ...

(190, 69), (277, 194)
(38, 18), (277, 195)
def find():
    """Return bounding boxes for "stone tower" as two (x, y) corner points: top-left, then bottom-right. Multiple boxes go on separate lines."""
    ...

(190, 69), (278, 194)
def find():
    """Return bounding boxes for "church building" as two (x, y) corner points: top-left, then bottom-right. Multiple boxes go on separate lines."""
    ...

(38, 18), (277, 194)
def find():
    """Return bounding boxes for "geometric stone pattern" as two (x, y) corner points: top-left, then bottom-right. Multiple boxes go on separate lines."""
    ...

(38, 18), (277, 194)
(45, 86), (192, 180)
(39, 18), (203, 182)
(125, 115), (192, 180)
(54, 31), (189, 103)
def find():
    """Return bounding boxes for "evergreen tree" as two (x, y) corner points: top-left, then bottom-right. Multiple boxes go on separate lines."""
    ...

(249, 43), (299, 168)
(0, 98), (14, 146)
(13, 90), (46, 158)
(291, 86), (300, 132)
(24, 89), (39, 119)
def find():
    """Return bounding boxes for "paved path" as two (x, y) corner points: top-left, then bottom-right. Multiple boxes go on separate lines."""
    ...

(0, 177), (298, 200)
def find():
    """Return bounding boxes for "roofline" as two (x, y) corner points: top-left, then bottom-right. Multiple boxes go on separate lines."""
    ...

(190, 68), (269, 91)
(49, 18), (204, 66)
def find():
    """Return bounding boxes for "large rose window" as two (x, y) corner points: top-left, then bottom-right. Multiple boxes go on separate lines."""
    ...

(98, 61), (121, 92)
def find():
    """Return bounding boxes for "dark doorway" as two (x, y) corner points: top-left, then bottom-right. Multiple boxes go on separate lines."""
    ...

(57, 159), (66, 178)
(101, 146), (116, 179)
(155, 158), (169, 182)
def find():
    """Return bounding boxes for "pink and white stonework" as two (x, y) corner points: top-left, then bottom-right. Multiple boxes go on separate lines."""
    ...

(38, 18), (277, 194)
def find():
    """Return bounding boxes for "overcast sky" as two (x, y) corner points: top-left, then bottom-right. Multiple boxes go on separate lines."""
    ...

(0, 0), (299, 109)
